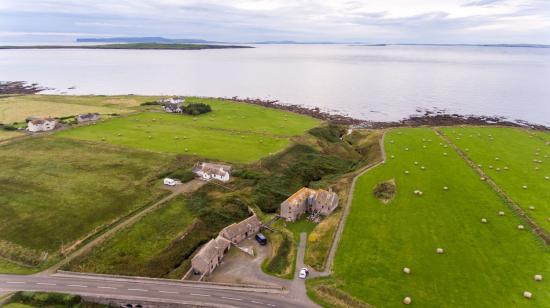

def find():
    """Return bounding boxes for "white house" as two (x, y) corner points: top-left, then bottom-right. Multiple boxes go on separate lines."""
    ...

(159, 97), (185, 113)
(193, 162), (232, 182)
(26, 117), (57, 132)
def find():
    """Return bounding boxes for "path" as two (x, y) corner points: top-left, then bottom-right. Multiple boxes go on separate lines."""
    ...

(44, 179), (207, 274)
(434, 128), (549, 245)
(320, 131), (387, 276)
(0, 272), (309, 308)
(287, 233), (317, 307)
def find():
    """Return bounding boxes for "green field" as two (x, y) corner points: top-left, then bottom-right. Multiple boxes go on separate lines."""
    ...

(0, 130), (22, 140)
(0, 137), (171, 269)
(441, 127), (549, 233)
(333, 128), (549, 307)
(68, 197), (196, 277)
(0, 95), (150, 124)
(58, 98), (320, 162)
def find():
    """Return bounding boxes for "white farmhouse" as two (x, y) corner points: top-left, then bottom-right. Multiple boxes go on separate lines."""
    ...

(26, 117), (57, 132)
(193, 162), (232, 182)
(159, 97), (185, 113)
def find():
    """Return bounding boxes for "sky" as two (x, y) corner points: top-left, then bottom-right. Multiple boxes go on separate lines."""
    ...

(1, 0), (549, 44)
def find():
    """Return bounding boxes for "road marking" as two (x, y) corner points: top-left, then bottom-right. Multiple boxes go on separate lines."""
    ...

(97, 286), (117, 290)
(67, 284), (88, 288)
(221, 296), (242, 301)
(191, 293), (211, 297)
(37, 283), (56, 286)
(251, 300), (263, 304)
(159, 290), (178, 294)
(128, 288), (148, 292)
(266, 304), (276, 307)
(6, 282), (25, 284)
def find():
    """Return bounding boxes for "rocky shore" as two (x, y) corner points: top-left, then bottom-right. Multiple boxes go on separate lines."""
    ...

(228, 96), (549, 131)
(0, 81), (50, 94)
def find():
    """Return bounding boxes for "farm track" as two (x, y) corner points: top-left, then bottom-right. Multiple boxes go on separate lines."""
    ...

(41, 180), (207, 275)
(434, 127), (550, 245)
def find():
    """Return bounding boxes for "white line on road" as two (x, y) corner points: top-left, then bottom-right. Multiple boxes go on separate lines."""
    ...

(67, 284), (88, 288)
(251, 300), (263, 304)
(191, 293), (211, 297)
(221, 296), (242, 301)
(266, 304), (276, 307)
(97, 286), (117, 290)
(6, 281), (25, 284)
(37, 283), (56, 286)
(159, 290), (178, 294)
(128, 288), (148, 292)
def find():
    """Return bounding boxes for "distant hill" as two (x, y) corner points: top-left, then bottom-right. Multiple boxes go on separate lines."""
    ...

(76, 37), (219, 44)
(0, 43), (253, 50)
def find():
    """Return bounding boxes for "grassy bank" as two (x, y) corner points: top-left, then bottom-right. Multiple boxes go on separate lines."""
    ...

(330, 128), (549, 307)
(0, 137), (172, 270)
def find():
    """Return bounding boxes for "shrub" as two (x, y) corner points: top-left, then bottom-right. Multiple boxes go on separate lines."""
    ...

(373, 179), (396, 203)
(170, 170), (195, 183)
(182, 103), (211, 115)
(1, 124), (18, 131)
(309, 124), (345, 143)
(141, 101), (161, 106)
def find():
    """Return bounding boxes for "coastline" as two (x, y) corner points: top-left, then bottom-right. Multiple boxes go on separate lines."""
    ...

(1, 82), (547, 131)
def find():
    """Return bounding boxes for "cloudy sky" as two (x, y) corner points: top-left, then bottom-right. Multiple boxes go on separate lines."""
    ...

(1, 0), (549, 44)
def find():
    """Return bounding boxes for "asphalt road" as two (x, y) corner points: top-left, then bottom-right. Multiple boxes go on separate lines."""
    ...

(0, 273), (312, 308)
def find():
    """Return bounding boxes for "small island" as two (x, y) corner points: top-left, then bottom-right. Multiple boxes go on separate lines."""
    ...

(0, 43), (253, 50)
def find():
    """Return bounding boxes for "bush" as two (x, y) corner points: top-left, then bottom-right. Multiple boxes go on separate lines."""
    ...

(10, 291), (82, 306)
(170, 170), (195, 183)
(309, 124), (345, 143)
(373, 179), (396, 203)
(182, 103), (211, 115)
(1, 124), (18, 131)
(141, 101), (161, 106)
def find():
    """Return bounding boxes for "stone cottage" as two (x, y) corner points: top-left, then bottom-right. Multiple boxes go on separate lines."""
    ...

(280, 187), (339, 222)
(190, 235), (231, 276)
(219, 214), (261, 244)
(76, 113), (100, 124)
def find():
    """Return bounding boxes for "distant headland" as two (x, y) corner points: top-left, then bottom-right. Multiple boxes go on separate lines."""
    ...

(0, 43), (253, 50)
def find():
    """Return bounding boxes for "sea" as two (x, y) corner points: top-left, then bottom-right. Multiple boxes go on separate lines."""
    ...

(0, 44), (549, 126)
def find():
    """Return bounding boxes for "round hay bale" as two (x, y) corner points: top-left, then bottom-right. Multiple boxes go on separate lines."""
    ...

(414, 161), (419, 165)
(443, 152), (448, 156)
(495, 157), (500, 160)
(148, 136), (152, 139)
(391, 155), (395, 159)
(436, 248), (444, 254)
(403, 297), (412, 305)
(403, 267), (411, 274)
(465, 148), (470, 151)
(404, 170), (410, 175)
(481, 218), (487, 223)
(390, 140), (395, 144)
(504, 166), (509, 170)
(443, 145), (448, 148)
(443, 186), (448, 190)
(534, 274), (543, 281)
(405, 147), (409, 151)
(522, 185), (528, 189)
(422, 145), (427, 149)
(480, 177), (486, 181)
(545, 176), (549, 180)
(498, 211), (505, 216)
(535, 167), (540, 171)
(529, 206), (535, 211)
(518, 224), (525, 230)
(184, 148), (189, 152)
(489, 165), (493, 169)
(478, 164), (482, 167)
(496, 168), (501, 172)
(523, 291), (532, 299)
(420, 166), (426, 170)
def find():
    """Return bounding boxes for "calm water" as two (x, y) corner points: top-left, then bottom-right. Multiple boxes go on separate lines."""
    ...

(1, 44), (549, 125)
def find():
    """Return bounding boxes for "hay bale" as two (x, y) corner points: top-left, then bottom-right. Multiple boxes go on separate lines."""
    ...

(545, 176), (549, 180)
(504, 166), (509, 170)
(495, 157), (500, 160)
(443, 145), (448, 148)
(523, 291), (532, 299)
(534, 274), (543, 281)
(443, 152), (448, 156)
(422, 145), (427, 149)
(496, 168), (500, 172)
(522, 185), (528, 189)
(403, 297), (412, 305)
(481, 218), (487, 223)
(443, 186), (448, 190)
(518, 225), (525, 230)
(404, 170), (410, 175)
(529, 206), (535, 211)
(489, 165), (493, 169)
(498, 211), (505, 216)
(480, 177), (486, 181)
(436, 248), (444, 254)
(465, 148), (469, 151)
(420, 166), (426, 170)
(478, 164), (483, 167)
(413, 190), (423, 196)
(391, 155), (395, 159)
(414, 161), (419, 165)
(403, 267), (411, 274)
(405, 147), (409, 151)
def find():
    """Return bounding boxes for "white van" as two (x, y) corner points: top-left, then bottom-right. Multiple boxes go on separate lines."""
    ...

(163, 178), (177, 186)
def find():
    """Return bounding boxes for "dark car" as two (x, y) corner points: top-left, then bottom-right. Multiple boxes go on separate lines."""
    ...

(255, 233), (267, 245)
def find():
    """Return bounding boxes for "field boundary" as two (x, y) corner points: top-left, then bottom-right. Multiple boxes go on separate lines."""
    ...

(434, 127), (549, 245)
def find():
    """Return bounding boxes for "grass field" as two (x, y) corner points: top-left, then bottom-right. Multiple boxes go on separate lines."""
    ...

(441, 127), (549, 233)
(0, 130), (22, 140)
(58, 98), (320, 163)
(0, 260), (36, 275)
(68, 197), (195, 277)
(0, 137), (171, 269)
(0, 95), (152, 124)
(332, 128), (549, 307)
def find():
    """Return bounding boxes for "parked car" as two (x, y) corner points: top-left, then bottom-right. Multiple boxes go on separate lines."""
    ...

(255, 233), (267, 245)
(298, 267), (309, 279)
